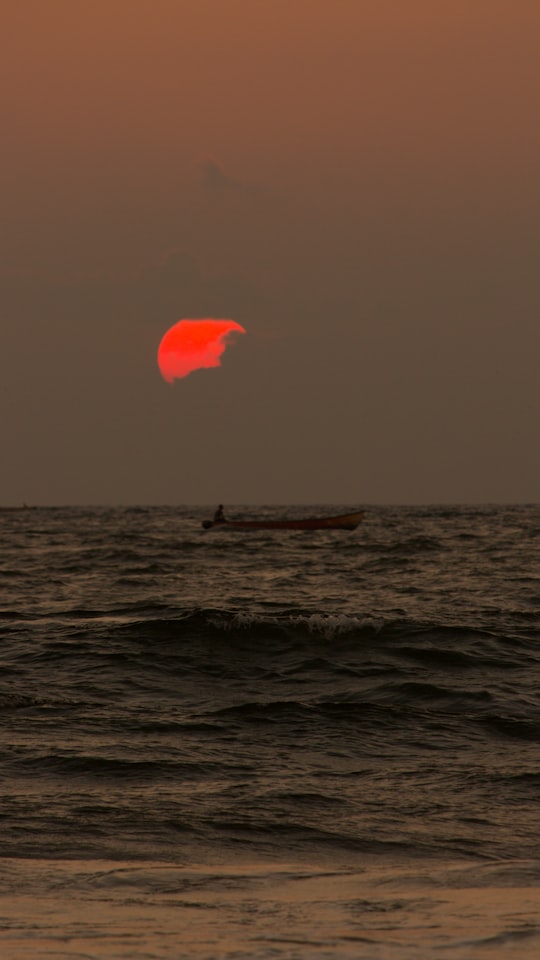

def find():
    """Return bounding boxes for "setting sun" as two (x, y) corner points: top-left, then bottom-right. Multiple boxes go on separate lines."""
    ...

(157, 318), (246, 383)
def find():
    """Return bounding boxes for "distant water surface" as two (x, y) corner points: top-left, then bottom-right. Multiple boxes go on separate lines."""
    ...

(1, 504), (539, 958)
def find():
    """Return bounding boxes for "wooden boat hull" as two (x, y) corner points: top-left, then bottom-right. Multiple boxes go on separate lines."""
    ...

(202, 510), (364, 531)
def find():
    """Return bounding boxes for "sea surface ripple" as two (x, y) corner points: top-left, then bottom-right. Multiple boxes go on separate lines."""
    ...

(0, 504), (539, 958)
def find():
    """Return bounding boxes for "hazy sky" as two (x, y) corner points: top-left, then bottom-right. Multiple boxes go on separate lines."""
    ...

(2, 0), (539, 505)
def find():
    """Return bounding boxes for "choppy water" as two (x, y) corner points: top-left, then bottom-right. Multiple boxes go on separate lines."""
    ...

(1, 504), (539, 958)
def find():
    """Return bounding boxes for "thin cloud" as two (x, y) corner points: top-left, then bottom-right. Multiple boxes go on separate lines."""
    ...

(198, 157), (239, 195)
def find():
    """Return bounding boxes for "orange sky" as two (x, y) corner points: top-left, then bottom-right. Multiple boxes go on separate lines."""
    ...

(2, 1), (539, 503)
(5, 1), (539, 215)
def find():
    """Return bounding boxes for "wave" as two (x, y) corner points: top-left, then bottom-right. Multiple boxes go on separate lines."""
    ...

(75, 607), (537, 659)
(6, 606), (538, 679)
(8, 752), (252, 781)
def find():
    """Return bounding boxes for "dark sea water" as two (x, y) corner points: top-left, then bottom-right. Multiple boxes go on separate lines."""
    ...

(1, 504), (539, 958)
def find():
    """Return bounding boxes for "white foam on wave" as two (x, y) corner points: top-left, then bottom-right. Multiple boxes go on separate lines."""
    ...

(293, 613), (384, 639)
(226, 610), (384, 640)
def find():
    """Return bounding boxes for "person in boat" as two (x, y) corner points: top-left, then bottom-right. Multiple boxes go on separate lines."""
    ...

(213, 504), (225, 523)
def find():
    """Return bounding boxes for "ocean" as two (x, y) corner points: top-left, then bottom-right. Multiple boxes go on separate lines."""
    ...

(1, 504), (539, 959)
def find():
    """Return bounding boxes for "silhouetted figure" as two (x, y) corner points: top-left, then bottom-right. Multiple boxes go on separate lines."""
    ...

(213, 504), (225, 523)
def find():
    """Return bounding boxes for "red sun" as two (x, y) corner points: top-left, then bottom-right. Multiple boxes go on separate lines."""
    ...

(157, 318), (246, 383)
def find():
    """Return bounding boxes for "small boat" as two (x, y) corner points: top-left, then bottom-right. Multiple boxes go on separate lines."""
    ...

(202, 509), (365, 531)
